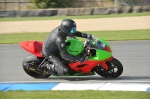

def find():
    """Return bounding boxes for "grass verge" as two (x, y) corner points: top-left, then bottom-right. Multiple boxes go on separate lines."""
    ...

(0, 29), (150, 44)
(0, 90), (150, 99)
(0, 12), (150, 22)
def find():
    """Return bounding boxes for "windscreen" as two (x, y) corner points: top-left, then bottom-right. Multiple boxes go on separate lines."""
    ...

(89, 36), (106, 50)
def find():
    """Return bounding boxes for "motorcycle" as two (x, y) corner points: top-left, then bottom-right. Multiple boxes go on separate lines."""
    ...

(20, 35), (123, 78)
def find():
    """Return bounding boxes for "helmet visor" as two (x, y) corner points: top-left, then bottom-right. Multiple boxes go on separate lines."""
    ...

(70, 27), (76, 34)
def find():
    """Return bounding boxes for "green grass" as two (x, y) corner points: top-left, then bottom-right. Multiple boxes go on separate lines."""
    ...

(0, 29), (150, 44)
(0, 90), (150, 99)
(0, 12), (150, 22)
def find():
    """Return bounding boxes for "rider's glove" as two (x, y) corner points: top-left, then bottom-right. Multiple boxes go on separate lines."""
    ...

(87, 34), (92, 40)
(74, 54), (85, 63)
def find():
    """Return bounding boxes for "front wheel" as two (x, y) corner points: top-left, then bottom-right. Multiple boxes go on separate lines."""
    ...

(94, 58), (123, 78)
(22, 55), (51, 78)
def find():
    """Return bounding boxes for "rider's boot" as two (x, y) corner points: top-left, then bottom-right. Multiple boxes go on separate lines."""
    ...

(47, 64), (57, 75)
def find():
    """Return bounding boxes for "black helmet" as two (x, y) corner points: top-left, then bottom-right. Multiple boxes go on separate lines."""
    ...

(60, 19), (76, 37)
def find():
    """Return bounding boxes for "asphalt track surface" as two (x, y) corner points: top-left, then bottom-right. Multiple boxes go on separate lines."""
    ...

(0, 40), (150, 83)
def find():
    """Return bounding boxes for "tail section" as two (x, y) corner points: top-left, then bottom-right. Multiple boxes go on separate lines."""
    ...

(20, 41), (44, 57)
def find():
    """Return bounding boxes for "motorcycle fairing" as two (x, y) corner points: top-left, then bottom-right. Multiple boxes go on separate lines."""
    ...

(68, 56), (113, 74)
(20, 41), (44, 57)
(90, 38), (112, 60)
(90, 50), (112, 61)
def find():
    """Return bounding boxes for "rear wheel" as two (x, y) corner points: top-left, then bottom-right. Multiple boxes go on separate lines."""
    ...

(94, 58), (123, 78)
(22, 55), (51, 78)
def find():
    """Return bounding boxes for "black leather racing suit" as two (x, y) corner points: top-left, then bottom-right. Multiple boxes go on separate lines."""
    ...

(41, 26), (88, 75)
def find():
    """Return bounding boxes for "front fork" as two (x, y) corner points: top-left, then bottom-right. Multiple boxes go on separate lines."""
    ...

(100, 57), (114, 70)
(100, 62), (109, 70)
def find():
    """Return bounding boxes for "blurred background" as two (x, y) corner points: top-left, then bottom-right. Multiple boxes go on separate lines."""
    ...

(0, 0), (150, 10)
(0, 0), (150, 17)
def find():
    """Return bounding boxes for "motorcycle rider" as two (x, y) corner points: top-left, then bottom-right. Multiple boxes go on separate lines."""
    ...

(41, 19), (92, 76)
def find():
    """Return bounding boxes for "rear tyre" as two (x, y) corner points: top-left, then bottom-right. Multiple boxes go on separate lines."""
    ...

(94, 58), (123, 78)
(22, 55), (51, 78)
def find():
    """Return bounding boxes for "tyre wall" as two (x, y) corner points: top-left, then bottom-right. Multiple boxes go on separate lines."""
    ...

(0, 6), (150, 18)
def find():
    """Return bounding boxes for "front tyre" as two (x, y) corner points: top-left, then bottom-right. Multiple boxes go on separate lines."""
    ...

(94, 58), (123, 78)
(22, 55), (51, 78)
